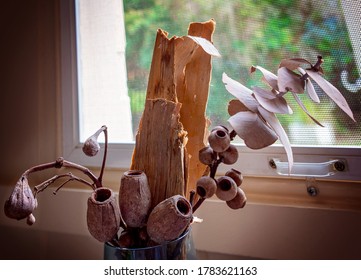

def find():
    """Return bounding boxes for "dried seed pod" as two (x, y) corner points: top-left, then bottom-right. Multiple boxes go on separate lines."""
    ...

(87, 187), (121, 242)
(147, 195), (192, 244)
(26, 213), (36, 226)
(4, 176), (37, 221)
(226, 187), (247, 209)
(208, 127), (231, 153)
(216, 176), (237, 201)
(219, 144), (238, 165)
(82, 136), (100, 157)
(117, 230), (136, 248)
(119, 170), (151, 228)
(82, 126), (105, 156)
(196, 176), (217, 198)
(198, 146), (216, 165)
(225, 168), (243, 186)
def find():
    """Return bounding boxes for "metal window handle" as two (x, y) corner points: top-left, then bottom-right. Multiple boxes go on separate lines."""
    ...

(271, 158), (346, 177)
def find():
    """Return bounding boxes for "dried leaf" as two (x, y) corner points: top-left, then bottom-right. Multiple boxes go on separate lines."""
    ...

(258, 106), (293, 173)
(298, 67), (320, 103)
(306, 70), (356, 122)
(227, 99), (250, 116)
(279, 58), (312, 71)
(277, 67), (305, 94)
(228, 111), (278, 149)
(187, 35), (221, 57)
(250, 65), (278, 90)
(222, 73), (259, 112)
(290, 92), (324, 127)
(253, 86), (293, 114)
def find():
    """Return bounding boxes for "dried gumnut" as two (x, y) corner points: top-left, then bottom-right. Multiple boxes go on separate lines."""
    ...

(87, 187), (121, 242)
(208, 127), (230, 153)
(117, 230), (136, 248)
(216, 176), (237, 201)
(119, 170), (151, 228)
(4, 176), (37, 221)
(147, 195), (192, 244)
(226, 187), (247, 209)
(219, 144), (238, 165)
(225, 168), (243, 186)
(26, 213), (36, 226)
(198, 146), (216, 165)
(196, 176), (217, 198)
(82, 136), (100, 156)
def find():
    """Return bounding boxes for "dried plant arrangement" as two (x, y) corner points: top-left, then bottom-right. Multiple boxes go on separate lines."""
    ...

(3, 20), (355, 256)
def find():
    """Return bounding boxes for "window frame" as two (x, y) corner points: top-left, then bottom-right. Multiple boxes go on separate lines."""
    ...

(61, 0), (361, 182)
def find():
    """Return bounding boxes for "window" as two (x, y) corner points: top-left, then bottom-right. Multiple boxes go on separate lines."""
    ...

(62, 0), (361, 181)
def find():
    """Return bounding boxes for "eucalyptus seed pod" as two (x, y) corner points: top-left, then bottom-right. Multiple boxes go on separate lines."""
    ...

(219, 144), (238, 165)
(26, 213), (36, 226)
(147, 195), (192, 244)
(87, 187), (121, 242)
(117, 230), (136, 248)
(216, 176), (237, 201)
(198, 146), (216, 165)
(196, 176), (217, 198)
(225, 168), (243, 186)
(4, 176), (37, 221)
(82, 126), (105, 156)
(82, 136), (100, 156)
(208, 127), (231, 153)
(119, 170), (151, 228)
(226, 187), (247, 209)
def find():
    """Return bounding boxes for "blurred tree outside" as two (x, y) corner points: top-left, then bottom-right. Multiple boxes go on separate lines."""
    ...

(123, 0), (360, 146)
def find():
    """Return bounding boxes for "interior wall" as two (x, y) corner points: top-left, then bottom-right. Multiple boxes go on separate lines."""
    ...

(0, 0), (360, 260)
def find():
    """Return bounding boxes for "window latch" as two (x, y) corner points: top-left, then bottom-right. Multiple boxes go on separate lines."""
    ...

(270, 158), (347, 177)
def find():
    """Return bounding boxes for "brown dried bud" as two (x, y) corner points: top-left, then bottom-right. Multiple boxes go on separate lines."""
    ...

(119, 170), (151, 228)
(147, 195), (192, 244)
(208, 127), (230, 153)
(225, 168), (243, 186)
(226, 187), (247, 209)
(216, 176), (237, 201)
(87, 187), (121, 242)
(4, 176), (37, 221)
(82, 136), (100, 157)
(219, 144), (239, 165)
(198, 146), (216, 165)
(26, 213), (36, 226)
(196, 176), (217, 198)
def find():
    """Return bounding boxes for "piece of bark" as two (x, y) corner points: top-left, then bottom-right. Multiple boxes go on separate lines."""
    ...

(176, 20), (215, 197)
(131, 20), (215, 208)
(131, 98), (187, 209)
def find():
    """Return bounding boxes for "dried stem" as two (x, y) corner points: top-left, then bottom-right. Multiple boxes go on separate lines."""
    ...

(23, 157), (102, 188)
(34, 173), (94, 196)
(192, 197), (205, 213)
(98, 125), (108, 185)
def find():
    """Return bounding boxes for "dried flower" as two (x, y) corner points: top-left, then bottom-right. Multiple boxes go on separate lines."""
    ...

(4, 176), (37, 221)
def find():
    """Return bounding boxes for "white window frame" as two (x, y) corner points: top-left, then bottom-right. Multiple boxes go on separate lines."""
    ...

(61, 0), (361, 182)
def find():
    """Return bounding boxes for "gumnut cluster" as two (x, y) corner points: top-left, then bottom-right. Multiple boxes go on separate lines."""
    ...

(193, 125), (246, 212)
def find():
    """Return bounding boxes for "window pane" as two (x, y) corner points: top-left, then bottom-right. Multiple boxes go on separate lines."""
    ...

(124, 0), (360, 146)
(76, 0), (133, 143)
